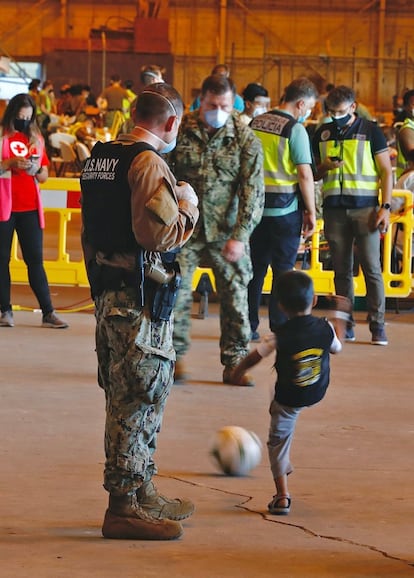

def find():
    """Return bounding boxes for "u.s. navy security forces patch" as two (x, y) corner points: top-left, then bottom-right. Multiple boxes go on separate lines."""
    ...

(81, 157), (120, 180)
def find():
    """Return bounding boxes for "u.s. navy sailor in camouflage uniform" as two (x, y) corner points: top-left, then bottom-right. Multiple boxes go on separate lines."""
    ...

(80, 84), (199, 540)
(169, 74), (264, 386)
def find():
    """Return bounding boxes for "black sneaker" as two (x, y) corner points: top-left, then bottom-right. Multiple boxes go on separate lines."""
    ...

(370, 322), (388, 346)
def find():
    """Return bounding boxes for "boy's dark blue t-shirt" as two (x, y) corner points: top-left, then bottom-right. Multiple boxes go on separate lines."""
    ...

(274, 314), (334, 408)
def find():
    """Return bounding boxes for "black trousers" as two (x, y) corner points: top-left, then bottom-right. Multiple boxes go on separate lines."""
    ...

(0, 210), (53, 314)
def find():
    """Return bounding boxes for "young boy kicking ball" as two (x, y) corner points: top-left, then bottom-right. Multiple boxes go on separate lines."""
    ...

(234, 270), (348, 515)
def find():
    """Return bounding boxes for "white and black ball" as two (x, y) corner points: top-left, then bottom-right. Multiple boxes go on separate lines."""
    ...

(210, 425), (262, 477)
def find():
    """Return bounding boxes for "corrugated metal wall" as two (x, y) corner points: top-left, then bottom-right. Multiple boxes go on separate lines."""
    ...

(0, 1), (413, 112)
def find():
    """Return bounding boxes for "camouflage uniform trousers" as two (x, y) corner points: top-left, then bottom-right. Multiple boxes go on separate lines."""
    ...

(174, 234), (252, 368)
(95, 287), (175, 496)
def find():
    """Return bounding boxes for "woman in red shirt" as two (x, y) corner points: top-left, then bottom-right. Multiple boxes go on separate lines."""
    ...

(0, 93), (68, 328)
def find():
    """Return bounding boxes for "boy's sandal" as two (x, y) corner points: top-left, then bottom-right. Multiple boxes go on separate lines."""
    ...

(268, 495), (291, 515)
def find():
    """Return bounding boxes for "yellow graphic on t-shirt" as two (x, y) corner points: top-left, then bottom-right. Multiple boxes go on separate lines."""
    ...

(291, 348), (323, 387)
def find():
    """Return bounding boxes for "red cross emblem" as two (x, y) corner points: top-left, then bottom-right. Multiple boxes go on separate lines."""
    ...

(10, 141), (29, 157)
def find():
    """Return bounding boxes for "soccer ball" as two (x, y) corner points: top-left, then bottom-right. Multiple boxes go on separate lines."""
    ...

(210, 425), (262, 476)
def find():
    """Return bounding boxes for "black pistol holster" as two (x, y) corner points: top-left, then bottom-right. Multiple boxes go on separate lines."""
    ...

(148, 261), (181, 322)
(88, 249), (181, 323)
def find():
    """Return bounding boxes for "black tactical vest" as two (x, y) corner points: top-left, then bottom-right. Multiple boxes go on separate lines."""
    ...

(80, 140), (156, 254)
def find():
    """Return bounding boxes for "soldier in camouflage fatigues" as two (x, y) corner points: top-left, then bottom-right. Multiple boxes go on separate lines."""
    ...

(95, 287), (175, 494)
(169, 75), (264, 386)
(81, 84), (199, 540)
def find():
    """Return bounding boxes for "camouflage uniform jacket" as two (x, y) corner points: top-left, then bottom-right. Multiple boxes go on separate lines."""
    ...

(170, 111), (265, 244)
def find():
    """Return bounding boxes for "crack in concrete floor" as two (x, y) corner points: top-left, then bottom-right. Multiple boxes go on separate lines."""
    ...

(165, 475), (414, 570)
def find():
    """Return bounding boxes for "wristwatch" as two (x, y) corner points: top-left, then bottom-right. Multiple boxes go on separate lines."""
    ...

(381, 202), (391, 210)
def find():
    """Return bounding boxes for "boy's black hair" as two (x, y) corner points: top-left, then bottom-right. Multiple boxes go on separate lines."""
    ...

(276, 270), (314, 314)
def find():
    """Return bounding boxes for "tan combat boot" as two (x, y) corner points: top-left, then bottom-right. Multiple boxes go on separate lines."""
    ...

(223, 365), (255, 387)
(137, 480), (195, 521)
(102, 493), (183, 540)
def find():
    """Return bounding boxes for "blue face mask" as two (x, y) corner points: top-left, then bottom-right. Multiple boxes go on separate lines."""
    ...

(298, 109), (311, 124)
(160, 137), (177, 154)
(204, 109), (230, 129)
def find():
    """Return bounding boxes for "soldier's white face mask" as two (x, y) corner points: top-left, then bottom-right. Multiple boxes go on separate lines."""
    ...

(204, 109), (230, 129)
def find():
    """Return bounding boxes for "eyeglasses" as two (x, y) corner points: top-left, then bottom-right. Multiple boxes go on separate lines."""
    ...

(328, 103), (354, 117)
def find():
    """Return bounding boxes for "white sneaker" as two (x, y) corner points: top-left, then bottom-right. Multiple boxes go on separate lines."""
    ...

(0, 310), (14, 327)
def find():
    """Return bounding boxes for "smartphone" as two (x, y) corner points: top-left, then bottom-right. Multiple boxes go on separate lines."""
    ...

(329, 156), (341, 162)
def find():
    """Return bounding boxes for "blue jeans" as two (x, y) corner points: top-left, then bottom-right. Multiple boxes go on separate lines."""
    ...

(323, 206), (385, 324)
(0, 210), (53, 315)
(248, 210), (303, 332)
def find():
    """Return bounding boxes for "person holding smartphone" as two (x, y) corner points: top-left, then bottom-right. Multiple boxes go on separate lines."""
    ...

(312, 85), (392, 345)
(0, 93), (68, 329)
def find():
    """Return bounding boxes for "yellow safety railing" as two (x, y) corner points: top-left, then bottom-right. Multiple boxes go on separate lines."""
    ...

(9, 181), (414, 298)
(193, 190), (414, 298)
(10, 178), (88, 287)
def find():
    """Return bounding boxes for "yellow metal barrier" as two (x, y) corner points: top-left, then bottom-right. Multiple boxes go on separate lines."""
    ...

(192, 191), (414, 298)
(9, 181), (414, 298)
(11, 178), (88, 287)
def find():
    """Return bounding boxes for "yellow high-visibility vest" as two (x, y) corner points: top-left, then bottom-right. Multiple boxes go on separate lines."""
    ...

(396, 117), (414, 179)
(319, 138), (379, 201)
